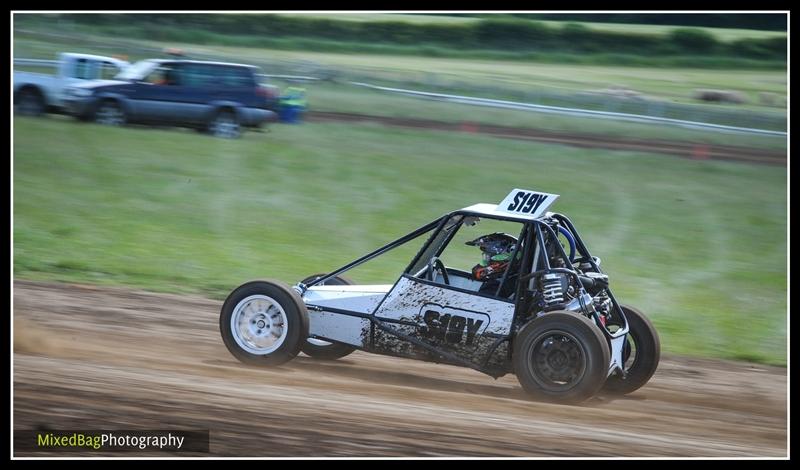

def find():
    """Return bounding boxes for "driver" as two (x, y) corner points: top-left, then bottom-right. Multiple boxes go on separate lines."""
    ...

(465, 233), (519, 295)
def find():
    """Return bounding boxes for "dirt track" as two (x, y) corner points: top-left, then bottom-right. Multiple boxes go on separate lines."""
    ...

(13, 280), (787, 457)
(308, 111), (787, 166)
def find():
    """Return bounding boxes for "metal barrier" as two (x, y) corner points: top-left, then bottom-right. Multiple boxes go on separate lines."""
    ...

(14, 58), (58, 67)
(348, 82), (787, 137)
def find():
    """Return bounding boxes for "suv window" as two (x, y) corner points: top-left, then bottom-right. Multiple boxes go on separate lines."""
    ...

(219, 66), (255, 88)
(101, 62), (121, 80)
(183, 64), (217, 88)
(144, 63), (183, 86)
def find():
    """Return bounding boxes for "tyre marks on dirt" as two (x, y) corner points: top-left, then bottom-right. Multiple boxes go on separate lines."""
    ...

(307, 111), (786, 166)
(13, 280), (787, 457)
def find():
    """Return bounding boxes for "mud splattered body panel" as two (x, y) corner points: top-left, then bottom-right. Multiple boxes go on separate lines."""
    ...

(301, 276), (514, 371)
(370, 276), (514, 371)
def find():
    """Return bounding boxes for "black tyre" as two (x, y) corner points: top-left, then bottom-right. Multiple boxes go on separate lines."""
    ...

(16, 87), (45, 117)
(220, 280), (309, 366)
(299, 273), (358, 360)
(94, 100), (126, 126)
(208, 109), (241, 138)
(514, 311), (610, 404)
(602, 305), (660, 395)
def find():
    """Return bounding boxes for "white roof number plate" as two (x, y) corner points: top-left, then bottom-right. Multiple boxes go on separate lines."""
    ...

(497, 189), (559, 219)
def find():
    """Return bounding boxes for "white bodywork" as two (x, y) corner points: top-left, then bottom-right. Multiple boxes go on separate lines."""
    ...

(373, 276), (515, 336)
(14, 53), (129, 109)
(608, 335), (626, 376)
(302, 284), (392, 314)
(303, 284), (391, 347)
(303, 277), (625, 376)
(302, 275), (515, 352)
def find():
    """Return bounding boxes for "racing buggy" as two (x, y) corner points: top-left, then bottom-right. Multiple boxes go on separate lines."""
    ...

(220, 189), (660, 403)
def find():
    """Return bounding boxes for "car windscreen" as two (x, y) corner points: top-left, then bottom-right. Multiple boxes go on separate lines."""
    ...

(115, 60), (161, 81)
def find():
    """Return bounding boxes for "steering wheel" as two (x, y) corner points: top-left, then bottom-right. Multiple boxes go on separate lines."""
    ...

(427, 257), (450, 285)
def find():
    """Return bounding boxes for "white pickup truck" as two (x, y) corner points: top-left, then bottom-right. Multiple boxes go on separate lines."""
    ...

(14, 52), (130, 116)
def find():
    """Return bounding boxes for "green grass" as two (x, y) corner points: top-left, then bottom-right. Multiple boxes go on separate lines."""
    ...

(537, 20), (786, 42)
(15, 32), (788, 97)
(13, 18), (787, 70)
(40, 33), (781, 109)
(275, 14), (483, 25)
(13, 33), (787, 149)
(276, 14), (787, 43)
(13, 29), (788, 115)
(13, 117), (787, 365)
(82, 35), (787, 101)
(300, 83), (786, 150)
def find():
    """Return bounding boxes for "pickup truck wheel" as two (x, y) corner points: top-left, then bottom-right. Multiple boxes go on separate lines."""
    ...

(16, 88), (45, 117)
(209, 110), (241, 138)
(514, 311), (610, 404)
(299, 274), (358, 360)
(95, 101), (126, 126)
(220, 280), (309, 367)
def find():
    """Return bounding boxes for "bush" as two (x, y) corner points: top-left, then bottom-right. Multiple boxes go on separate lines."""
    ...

(49, 14), (785, 67)
(729, 37), (787, 59)
(474, 19), (554, 48)
(669, 28), (718, 53)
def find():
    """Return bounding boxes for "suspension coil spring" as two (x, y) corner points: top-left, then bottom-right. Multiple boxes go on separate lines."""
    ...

(541, 273), (565, 307)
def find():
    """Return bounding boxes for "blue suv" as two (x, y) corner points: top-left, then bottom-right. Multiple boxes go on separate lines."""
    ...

(63, 59), (279, 138)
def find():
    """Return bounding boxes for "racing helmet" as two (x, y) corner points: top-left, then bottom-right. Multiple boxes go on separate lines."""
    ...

(465, 232), (518, 281)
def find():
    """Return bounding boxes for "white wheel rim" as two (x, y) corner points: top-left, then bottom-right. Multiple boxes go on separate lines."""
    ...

(230, 295), (288, 355)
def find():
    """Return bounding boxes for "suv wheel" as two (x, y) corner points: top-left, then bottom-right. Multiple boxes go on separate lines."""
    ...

(95, 101), (126, 126)
(209, 110), (241, 139)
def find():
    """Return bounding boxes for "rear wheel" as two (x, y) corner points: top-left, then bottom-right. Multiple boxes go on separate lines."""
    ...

(514, 311), (610, 404)
(16, 88), (45, 117)
(602, 305), (660, 395)
(300, 273), (358, 360)
(220, 280), (308, 366)
(208, 109), (241, 138)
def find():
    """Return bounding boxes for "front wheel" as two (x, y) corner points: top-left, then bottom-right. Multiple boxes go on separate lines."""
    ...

(602, 305), (660, 395)
(16, 88), (45, 117)
(299, 274), (357, 360)
(208, 109), (241, 138)
(94, 100), (126, 126)
(220, 280), (309, 366)
(514, 311), (610, 404)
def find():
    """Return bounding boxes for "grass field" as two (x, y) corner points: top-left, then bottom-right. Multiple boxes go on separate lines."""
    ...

(13, 33), (788, 149)
(15, 32), (788, 100)
(275, 14), (788, 43)
(79, 37), (786, 106)
(300, 83), (787, 150)
(12, 117), (787, 365)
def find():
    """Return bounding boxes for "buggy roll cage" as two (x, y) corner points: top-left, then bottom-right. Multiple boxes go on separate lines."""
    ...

(295, 209), (629, 377)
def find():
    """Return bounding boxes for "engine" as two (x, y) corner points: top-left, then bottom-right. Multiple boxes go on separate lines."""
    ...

(530, 269), (613, 324)
(524, 218), (615, 327)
